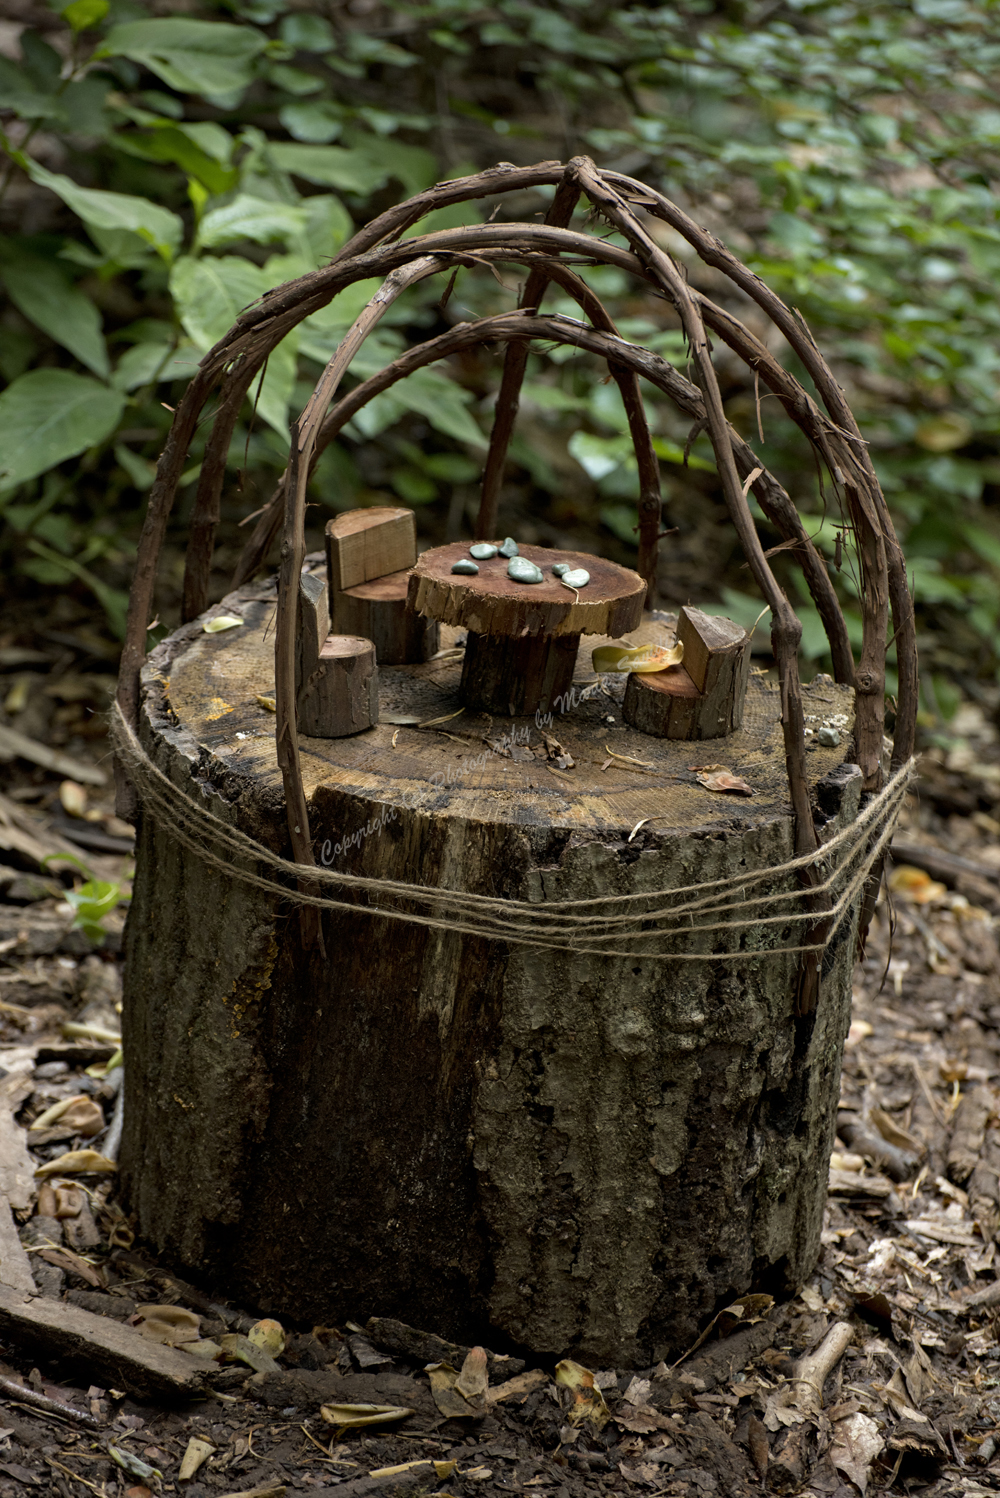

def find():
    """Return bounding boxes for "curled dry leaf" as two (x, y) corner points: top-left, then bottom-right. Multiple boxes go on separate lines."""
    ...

(59, 780), (88, 818)
(135, 1305), (202, 1347)
(614, 1405), (675, 1434)
(248, 1318), (286, 1358)
(888, 865), (946, 903)
(203, 615), (244, 633)
(454, 1346), (489, 1410)
(828, 1412), (884, 1496)
(34, 1149), (116, 1178)
(692, 766), (754, 796)
(219, 1332), (280, 1374)
(554, 1359), (610, 1430)
(592, 641), (683, 674)
(369, 1460), (456, 1480)
(179, 1436), (215, 1481)
(320, 1403), (415, 1432)
(30, 1095), (92, 1132)
(426, 1362), (483, 1419)
(486, 1369), (549, 1406)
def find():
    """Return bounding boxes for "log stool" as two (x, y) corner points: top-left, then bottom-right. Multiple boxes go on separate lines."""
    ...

(408, 541), (646, 715)
(623, 605), (752, 739)
(326, 506), (438, 665)
(295, 572), (378, 737)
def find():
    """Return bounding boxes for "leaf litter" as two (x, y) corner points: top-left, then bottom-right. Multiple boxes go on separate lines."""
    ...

(1, 663), (1000, 1496)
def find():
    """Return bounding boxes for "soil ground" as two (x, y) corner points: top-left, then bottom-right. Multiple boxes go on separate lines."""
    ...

(1, 594), (999, 1498)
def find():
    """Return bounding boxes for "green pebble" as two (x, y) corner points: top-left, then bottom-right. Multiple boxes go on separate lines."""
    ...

(470, 543), (498, 559)
(498, 537), (519, 558)
(552, 562), (570, 577)
(561, 568), (590, 588)
(508, 557), (543, 584)
(451, 559), (479, 575)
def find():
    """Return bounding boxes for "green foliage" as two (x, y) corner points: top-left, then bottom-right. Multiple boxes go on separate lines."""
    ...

(41, 851), (127, 945)
(0, 0), (997, 697)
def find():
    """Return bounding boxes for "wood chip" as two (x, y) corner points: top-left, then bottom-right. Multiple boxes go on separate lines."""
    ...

(0, 726), (106, 786)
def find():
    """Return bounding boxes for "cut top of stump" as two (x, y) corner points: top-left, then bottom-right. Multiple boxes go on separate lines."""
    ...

(408, 542), (646, 638)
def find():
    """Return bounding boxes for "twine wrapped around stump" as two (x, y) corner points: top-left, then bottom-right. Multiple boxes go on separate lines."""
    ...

(115, 156), (917, 1002)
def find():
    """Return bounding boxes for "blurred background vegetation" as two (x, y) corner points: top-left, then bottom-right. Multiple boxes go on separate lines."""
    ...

(1, 0), (998, 733)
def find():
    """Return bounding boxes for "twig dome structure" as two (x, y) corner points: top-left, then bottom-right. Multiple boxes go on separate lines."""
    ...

(113, 158), (917, 1360)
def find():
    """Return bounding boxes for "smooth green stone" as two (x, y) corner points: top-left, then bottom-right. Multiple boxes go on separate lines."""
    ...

(561, 568), (590, 588)
(451, 559), (479, 575)
(551, 562), (570, 577)
(508, 557), (543, 584)
(498, 537), (519, 558)
(470, 543), (498, 560)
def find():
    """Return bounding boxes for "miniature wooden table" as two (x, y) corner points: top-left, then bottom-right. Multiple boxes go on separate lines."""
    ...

(408, 541), (646, 715)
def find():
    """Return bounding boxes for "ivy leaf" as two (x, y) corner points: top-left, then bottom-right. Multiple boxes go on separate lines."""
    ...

(24, 159), (183, 263)
(0, 245), (109, 378)
(0, 370), (124, 495)
(97, 18), (269, 98)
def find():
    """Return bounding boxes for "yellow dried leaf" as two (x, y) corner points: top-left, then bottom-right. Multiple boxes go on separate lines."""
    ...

(203, 615), (244, 633)
(320, 1403), (415, 1432)
(592, 641), (683, 674)
(34, 1149), (116, 1178)
(256, 695), (277, 712)
(59, 780), (88, 818)
(248, 1318), (286, 1357)
(135, 1305), (202, 1346)
(30, 1094), (91, 1131)
(554, 1359), (610, 1430)
(178, 1436), (215, 1480)
(887, 866), (946, 904)
(426, 1363), (482, 1419)
(455, 1346), (489, 1408)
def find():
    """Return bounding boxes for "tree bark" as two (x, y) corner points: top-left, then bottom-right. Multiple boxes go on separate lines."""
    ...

(121, 582), (863, 1364)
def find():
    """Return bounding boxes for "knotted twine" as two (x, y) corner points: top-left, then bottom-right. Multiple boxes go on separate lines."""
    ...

(111, 701), (915, 962)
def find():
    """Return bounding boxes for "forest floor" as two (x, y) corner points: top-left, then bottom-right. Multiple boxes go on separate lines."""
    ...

(0, 599), (999, 1498)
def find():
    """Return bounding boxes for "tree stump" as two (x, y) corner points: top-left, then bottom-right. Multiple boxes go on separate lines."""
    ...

(623, 606), (752, 740)
(121, 581), (865, 1364)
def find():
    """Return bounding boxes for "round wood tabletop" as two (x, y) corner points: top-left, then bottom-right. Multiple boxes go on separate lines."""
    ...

(407, 542), (646, 638)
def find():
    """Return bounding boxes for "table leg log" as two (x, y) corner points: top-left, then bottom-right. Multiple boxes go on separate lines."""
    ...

(461, 630), (581, 716)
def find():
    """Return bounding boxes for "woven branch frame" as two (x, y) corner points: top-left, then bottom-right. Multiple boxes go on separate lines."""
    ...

(115, 155), (917, 986)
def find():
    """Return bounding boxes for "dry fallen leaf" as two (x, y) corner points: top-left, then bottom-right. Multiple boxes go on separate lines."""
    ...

(178, 1437), (215, 1481)
(554, 1359), (610, 1430)
(592, 641), (683, 674)
(693, 766), (754, 796)
(426, 1362), (482, 1419)
(135, 1305), (202, 1347)
(59, 780), (88, 818)
(203, 615), (244, 633)
(34, 1149), (116, 1178)
(454, 1346), (489, 1410)
(888, 865), (947, 903)
(248, 1318), (286, 1358)
(369, 1460), (456, 1480)
(320, 1403), (415, 1432)
(486, 1369), (550, 1406)
(828, 1411), (884, 1496)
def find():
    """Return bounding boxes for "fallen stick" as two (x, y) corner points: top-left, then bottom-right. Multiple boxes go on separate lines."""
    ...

(891, 839), (1000, 911)
(0, 726), (106, 787)
(789, 1322), (854, 1416)
(0, 1372), (103, 1429)
(0, 1284), (208, 1400)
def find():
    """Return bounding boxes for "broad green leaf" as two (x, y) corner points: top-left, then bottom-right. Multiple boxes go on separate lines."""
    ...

(266, 143), (414, 196)
(98, 18), (269, 98)
(278, 13), (335, 52)
(63, 0), (109, 31)
(111, 340), (175, 391)
(568, 431), (630, 480)
(24, 160), (182, 263)
(170, 256), (295, 438)
(0, 370), (124, 495)
(197, 195), (308, 250)
(0, 248), (109, 377)
(169, 254), (267, 350)
(113, 126), (237, 196)
(0, 58), (65, 121)
(279, 102), (343, 143)
(302, 195), (353, 262)
(350, 366), (485, 449)
(114, 443), (155, 488)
